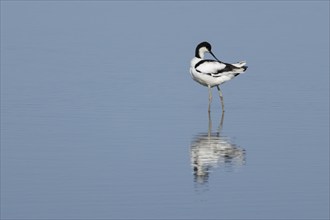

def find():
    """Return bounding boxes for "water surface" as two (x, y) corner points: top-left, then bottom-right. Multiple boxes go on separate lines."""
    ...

(1, 1), (329, 219)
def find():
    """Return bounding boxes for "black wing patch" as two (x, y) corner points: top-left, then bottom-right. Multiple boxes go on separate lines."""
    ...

(194, 59), (217, 70)
(216, 63), (239, 74)
(194, 60), (246, 77)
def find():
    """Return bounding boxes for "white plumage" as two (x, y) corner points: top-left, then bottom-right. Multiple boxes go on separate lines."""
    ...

(189, 41), (248, 112)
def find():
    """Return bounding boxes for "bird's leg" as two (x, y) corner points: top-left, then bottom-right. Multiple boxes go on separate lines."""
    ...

(208, 85), (212, 113)
(217, 110), (225, 136)
(208, 109), (212, 137)
(217, 85), (225, 112)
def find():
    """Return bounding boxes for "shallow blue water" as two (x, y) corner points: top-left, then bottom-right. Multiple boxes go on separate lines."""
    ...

(1, 2), (329, 219)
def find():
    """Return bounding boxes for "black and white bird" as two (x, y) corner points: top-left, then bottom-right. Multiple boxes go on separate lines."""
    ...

(190, 41), (248, 112)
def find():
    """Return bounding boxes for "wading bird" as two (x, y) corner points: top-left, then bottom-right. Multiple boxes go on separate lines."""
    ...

(190, 41), (248, 112)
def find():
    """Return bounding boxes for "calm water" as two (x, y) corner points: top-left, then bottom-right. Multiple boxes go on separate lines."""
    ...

(1, 2), (329, 219)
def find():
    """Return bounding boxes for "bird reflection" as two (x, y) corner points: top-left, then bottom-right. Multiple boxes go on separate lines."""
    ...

(191, 112), (246, 185)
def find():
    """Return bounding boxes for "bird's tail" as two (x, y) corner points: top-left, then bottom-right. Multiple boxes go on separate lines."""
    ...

(233, 61), (248, 72)
(232, 61), (247, 68)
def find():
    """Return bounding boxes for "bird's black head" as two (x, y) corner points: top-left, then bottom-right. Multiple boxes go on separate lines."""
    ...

(197, 41), (212, 51)
(195, 41), (221, 62)
(195, 41), (212, 58)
